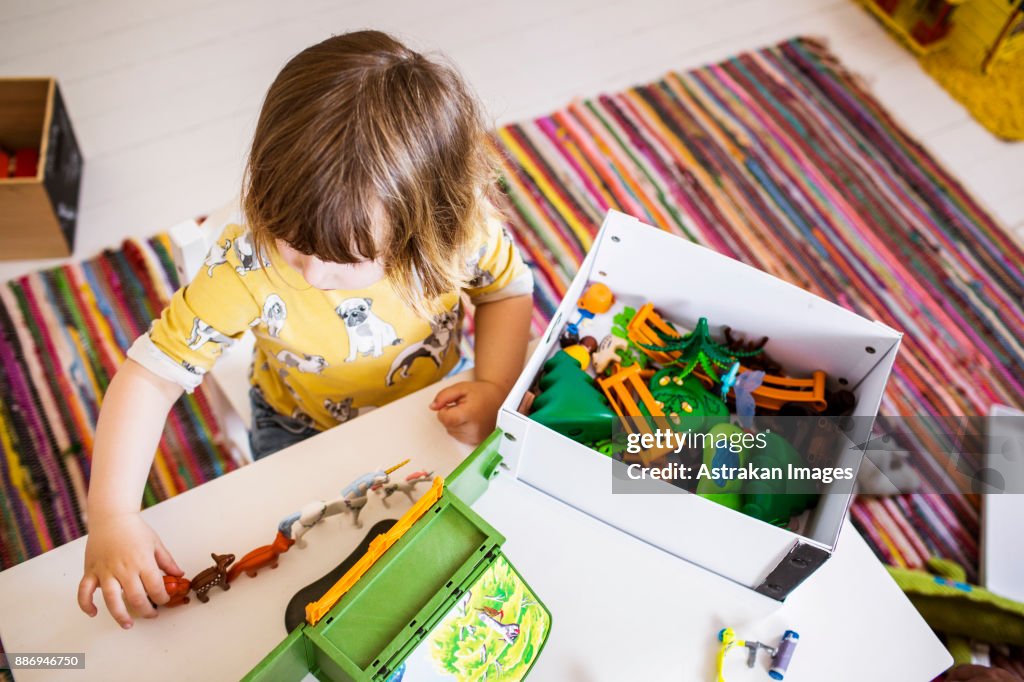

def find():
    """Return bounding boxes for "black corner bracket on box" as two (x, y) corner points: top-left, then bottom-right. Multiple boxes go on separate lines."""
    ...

(755, 542), (831, 601)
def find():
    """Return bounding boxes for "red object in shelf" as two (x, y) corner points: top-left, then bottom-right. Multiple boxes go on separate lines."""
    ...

(13, 148), (39, 177)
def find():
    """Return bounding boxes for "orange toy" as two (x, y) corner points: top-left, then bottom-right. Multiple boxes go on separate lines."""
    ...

(578, 282), (614, 314)
(228, 531), (296, 582)
(597, 364), (670, 465)
(627, 304), (828, 412)
(695, 370), (828, 412)
(162, 575), (192, 607)
(626, 303), (685, 365)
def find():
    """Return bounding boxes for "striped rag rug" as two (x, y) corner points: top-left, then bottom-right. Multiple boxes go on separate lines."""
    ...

(0, 235), (238, 572)
(0, 37), (1021, 665)
(488, 36), (1023, 583)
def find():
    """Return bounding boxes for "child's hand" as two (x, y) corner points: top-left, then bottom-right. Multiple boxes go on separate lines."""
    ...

(430, 380), (506, 445)
(78, 512), (183, 629)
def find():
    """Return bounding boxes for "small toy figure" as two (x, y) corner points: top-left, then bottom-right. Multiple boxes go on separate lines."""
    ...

(733, 370), (766, 430)
(563, 283), (614, 343)
(339, 459), (410, 528)
(719, 361), (741, 401)
(722, 326), (782, 375)
(716, 627), (800, 682)
(191, 553), (235, 603)
(227, 531), (295, 582)
(278, 500), (330, 548)
(593, 334), (629, 374)
(161, 575), (192, 607)
(376, 470), (434, 505)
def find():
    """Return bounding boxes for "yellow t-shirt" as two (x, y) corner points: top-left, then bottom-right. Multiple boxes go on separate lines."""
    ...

(127, 209), (533, 430)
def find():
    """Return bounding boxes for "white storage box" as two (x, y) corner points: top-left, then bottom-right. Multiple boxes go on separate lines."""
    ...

(496, 210), (902, 599)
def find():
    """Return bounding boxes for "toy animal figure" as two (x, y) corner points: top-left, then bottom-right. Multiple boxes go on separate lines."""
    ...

(340, 459), (410, 528)
(719, 361), (742, 401)
(593, 334), (630, 374)
(161, 575), (192, 607)
(376, 470), (434, 505)
(722, 326), (782, 375)
(227, 532), (295, 582)
(733, 370), (765, 430)
(278, 500), (330, 548)
(477, 611), (521, 644)
(191, 553), (235, 603)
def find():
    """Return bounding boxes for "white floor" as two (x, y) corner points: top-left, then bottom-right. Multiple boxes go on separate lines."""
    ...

(1, 0), (1021, 282)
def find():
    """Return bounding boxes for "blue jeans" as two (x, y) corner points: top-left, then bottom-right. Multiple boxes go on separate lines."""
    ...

(248, 388), (320, 460)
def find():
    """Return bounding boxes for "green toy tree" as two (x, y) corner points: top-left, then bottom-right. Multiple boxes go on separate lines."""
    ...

(639, 317), (762, 382)
(530, 350), (616, 443)
(649, 368), (729, 432)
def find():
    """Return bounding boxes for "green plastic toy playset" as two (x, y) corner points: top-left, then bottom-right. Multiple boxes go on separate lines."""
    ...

(243, 433), (552, 682)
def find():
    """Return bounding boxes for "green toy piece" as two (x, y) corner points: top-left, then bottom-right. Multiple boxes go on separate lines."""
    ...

(888, 557), (1024, 666)
(649, 368), (729, 433)
(696, 423), (749, 511)
(608, 306), (650, 371)
(530, 350), (616, 443)
(638, 317), (762, 383)
(588, 436), (629, 459)
(741, 433), (818, 527)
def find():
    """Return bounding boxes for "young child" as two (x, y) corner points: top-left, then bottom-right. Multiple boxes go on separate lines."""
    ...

(77, 30), (533, 628)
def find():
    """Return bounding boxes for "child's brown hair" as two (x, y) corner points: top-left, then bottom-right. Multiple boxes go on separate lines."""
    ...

(243, 30), (497, 314)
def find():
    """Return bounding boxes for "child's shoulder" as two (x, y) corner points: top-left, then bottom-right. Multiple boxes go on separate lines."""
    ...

(197, 218), (275, 284)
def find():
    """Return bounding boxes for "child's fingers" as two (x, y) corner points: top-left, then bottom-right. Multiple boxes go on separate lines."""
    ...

(77, 574), (99, 617)
(121, 573), (157, 620)
(154, 541), (183, 577)
(141, 567), (170, 606)
(436, 404), (468, 429)
(430, 383), (470, 410)
(101, 577), (133, 629)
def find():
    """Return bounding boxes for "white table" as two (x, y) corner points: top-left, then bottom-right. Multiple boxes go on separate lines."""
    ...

(0, 372), (951, 681)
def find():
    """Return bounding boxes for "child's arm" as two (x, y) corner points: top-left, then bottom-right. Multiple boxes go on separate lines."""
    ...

(430, 293), (533, 444)
(77, 359), (186, 628)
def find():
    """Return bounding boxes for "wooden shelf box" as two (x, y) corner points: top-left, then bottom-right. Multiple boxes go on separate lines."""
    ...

(0, 78), (83, 259)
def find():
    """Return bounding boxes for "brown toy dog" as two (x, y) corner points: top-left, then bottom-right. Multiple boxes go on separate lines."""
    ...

(191, 553), (235, 603)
